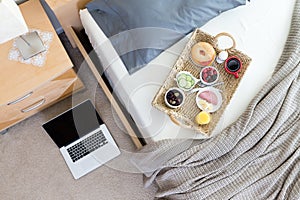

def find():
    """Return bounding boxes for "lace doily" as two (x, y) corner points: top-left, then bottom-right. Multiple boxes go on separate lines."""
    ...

(8, 29), (53, 67)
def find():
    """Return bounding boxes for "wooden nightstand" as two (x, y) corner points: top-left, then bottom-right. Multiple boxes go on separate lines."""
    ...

(0, 0), (84, 133)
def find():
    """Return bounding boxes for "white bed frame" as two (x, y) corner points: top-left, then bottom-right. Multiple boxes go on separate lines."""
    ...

(50, 0), (144, 149)
(68, 26), (145, 149)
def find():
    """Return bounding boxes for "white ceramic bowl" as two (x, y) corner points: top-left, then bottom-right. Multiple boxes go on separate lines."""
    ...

(195, 87), (222, 113)
(164, 87), (186, 109)
(175, 71), (198, 91)
(199, 66), (219, 86)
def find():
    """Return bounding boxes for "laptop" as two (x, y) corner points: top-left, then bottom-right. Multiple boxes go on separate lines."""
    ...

(42, 100), (120, 179)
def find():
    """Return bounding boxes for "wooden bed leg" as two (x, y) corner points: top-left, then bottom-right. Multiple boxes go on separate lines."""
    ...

(0, 129), (8, 135)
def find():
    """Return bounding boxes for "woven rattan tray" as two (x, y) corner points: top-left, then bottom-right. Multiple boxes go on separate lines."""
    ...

(152, 29), (252, 135)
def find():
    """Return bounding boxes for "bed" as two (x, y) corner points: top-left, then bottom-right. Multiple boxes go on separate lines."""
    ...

(64, 0), (300, 198)
(69, 0), (296, 146)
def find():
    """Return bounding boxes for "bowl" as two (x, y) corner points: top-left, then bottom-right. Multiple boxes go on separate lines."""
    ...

(199, 66), (219, 86)
(164, 87), (185, 109)
(175, 71), (198, 91)
(195, 87), (222, 113)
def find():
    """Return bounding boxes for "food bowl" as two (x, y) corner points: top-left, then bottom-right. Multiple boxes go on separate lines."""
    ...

(164, 87), (185, 109)
(199, 66), (219, 85)
(175, 71), (198, 91)
(195, 87), (222, 113)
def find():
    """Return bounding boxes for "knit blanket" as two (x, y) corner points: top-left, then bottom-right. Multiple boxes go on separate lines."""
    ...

(133, 1), (300, 199)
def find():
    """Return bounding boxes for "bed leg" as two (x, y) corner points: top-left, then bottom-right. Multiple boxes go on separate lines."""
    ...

(0, 129), (8, 135)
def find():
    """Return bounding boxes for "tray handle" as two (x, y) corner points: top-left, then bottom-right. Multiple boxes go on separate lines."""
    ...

(169, 114), (192, 129)
(214, 32), (236, 51)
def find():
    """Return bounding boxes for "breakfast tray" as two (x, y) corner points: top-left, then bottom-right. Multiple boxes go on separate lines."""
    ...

(152, 29), (252, 135)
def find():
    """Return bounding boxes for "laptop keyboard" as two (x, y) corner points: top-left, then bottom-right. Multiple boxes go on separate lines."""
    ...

(67, 130), (108, 163)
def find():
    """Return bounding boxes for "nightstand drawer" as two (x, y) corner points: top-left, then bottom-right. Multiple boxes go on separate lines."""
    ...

(0, 69), (81, 129)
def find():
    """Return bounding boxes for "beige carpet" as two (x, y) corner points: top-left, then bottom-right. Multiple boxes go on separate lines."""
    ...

(0, 35), (157, 199)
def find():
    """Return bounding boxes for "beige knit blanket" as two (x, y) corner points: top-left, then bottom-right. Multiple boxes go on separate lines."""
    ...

(133, 1), (300, 199)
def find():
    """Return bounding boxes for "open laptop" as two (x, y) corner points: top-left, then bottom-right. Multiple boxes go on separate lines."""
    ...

(42, 100), (120, 179)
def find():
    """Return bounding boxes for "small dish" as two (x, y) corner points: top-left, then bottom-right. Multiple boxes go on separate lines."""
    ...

(175, 71), (198, 91)
(190, 42), (216, 67)
(165, 87), (185, 109)
(199, 66), (219, 85)
(195, 87), (222, 113)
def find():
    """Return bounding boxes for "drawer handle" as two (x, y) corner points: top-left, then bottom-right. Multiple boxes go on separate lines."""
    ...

(21, 98), (46, 113)
(8, 92), (33, 105)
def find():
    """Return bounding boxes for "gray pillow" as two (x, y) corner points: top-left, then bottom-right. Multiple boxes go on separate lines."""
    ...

(87, 0), (246, 74)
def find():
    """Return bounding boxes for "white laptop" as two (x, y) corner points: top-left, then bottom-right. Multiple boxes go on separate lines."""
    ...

(42, 100), (120, 179)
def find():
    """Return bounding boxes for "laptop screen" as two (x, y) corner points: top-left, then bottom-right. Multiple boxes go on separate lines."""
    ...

(42, 100), (104, 148)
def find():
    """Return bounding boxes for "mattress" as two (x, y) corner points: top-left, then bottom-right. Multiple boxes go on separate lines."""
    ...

(80, 0), (296, 142)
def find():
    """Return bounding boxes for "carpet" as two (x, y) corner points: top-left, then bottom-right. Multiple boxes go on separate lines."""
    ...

(0, 33), (156, 200)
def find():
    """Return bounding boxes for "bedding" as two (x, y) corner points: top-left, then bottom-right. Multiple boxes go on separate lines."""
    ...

(80, 0), (295, 143)
(133, 1), (300, 198)
(79, 0), (299, 198)
(86, 0), (246, 74)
